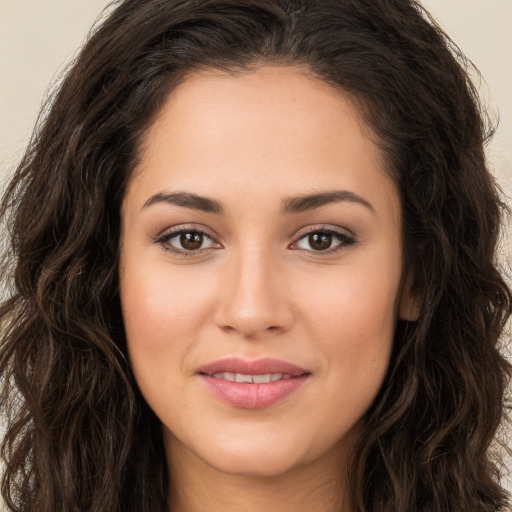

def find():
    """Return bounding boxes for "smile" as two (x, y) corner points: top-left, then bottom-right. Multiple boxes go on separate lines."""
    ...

(209, 372), (292, 383)
(198, 357), (311, 409)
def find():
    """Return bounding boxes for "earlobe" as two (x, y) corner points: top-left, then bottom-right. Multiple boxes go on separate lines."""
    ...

(399, 270), (421, 321)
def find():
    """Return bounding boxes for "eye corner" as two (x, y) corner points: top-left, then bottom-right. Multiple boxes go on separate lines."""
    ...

(154, 225), (223, 257)
(290, 226), (357, 254)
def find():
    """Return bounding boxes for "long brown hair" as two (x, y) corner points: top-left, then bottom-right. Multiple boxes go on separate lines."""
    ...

(1, 1), (511, 511)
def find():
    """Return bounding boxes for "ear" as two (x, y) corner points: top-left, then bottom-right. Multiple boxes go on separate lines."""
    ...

(399, 269), (421, 321)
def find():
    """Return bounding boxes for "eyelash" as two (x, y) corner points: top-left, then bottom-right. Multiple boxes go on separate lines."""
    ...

(291, 227), (357, 254)
(155, 226), (357, 256)
(155, 226), (220, 258)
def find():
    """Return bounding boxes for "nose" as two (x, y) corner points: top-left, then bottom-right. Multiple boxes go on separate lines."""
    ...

(214, 249), (294, 339)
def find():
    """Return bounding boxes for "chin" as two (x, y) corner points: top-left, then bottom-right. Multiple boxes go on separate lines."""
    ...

(194, 429), (312, 478)
(205, 448), (302, 478)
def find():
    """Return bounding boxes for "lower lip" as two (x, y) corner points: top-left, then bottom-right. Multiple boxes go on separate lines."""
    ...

(200, 374), (310, 409)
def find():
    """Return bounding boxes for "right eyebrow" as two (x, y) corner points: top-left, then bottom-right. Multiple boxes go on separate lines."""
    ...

(142, 191), (224, 214)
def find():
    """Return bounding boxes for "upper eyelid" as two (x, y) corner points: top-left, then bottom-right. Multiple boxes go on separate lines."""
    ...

(292, 224), (355, 240)
(289, 226), (357, 253)
(155, 224), (219, 241)
(155, 227), (221, 256)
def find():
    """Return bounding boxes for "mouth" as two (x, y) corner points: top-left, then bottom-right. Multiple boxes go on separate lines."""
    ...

(207, 372), (293, 383)
(198, 357), (311, 409)
(198, 357), (309, 377)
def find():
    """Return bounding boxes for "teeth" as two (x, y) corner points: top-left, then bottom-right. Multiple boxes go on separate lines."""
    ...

(235, 373), (253, 383)
(210, 372), (290, 383)
(253, 374), (271, 383)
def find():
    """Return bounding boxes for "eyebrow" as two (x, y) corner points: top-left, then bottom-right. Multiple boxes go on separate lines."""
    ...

(142, 191), (224, 214)
(142, 189), (375, 215)
(282, 190), (375, 214)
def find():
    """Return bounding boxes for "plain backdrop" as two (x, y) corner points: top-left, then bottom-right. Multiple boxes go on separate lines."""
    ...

(0, 0), (511, 499)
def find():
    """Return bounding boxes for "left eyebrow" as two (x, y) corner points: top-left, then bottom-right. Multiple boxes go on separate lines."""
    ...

(282, 190), (375, 214)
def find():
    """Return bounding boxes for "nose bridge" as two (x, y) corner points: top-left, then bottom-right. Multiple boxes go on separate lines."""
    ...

(215, 241), (292, 337)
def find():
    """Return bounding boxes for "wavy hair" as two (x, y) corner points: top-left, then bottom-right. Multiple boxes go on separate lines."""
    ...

(1, 0), (511, 511)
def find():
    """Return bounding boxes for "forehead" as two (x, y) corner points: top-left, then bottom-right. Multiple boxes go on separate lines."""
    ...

(140, 66), (375, 165)
(126, 65), (399, 223)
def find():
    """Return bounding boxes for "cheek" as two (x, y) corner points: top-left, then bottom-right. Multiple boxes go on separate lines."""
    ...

(122, 261), (214, 340)
(119, 260), (218, 402)
(299, 261), (400, 409)
(303, 257), (401, 344)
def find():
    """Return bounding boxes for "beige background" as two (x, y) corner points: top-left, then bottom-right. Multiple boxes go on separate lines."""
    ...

(0, 0), (511, 499)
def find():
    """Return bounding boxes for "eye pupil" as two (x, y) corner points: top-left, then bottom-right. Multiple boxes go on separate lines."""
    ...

(180, 232), (203, 250)
(309, 232), (332, 251)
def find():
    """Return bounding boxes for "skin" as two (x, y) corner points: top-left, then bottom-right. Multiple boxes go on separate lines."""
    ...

(119, 66), (419, 512)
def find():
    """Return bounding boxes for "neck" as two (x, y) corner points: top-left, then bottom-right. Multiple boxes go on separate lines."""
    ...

(166, 435), (353, 512)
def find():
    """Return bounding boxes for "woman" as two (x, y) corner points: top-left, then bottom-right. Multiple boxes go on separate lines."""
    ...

(0, 0), (510, 511)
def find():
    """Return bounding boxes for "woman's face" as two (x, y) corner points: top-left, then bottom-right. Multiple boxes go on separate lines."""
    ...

(120, 66), (418, 478)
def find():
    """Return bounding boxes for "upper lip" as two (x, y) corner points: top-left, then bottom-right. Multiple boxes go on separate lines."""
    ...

(198, 357), (310, 376)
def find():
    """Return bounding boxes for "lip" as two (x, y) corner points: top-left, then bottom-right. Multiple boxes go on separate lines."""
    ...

(198, 357), (311, 409)
(199, 357), (309, 376)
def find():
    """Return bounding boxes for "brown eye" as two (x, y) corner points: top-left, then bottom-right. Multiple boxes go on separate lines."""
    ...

(294, 229), (356, 253)
(308, 233), (332, 251)
(158, 229), (218, 253)
(180, 232), (204, 250)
